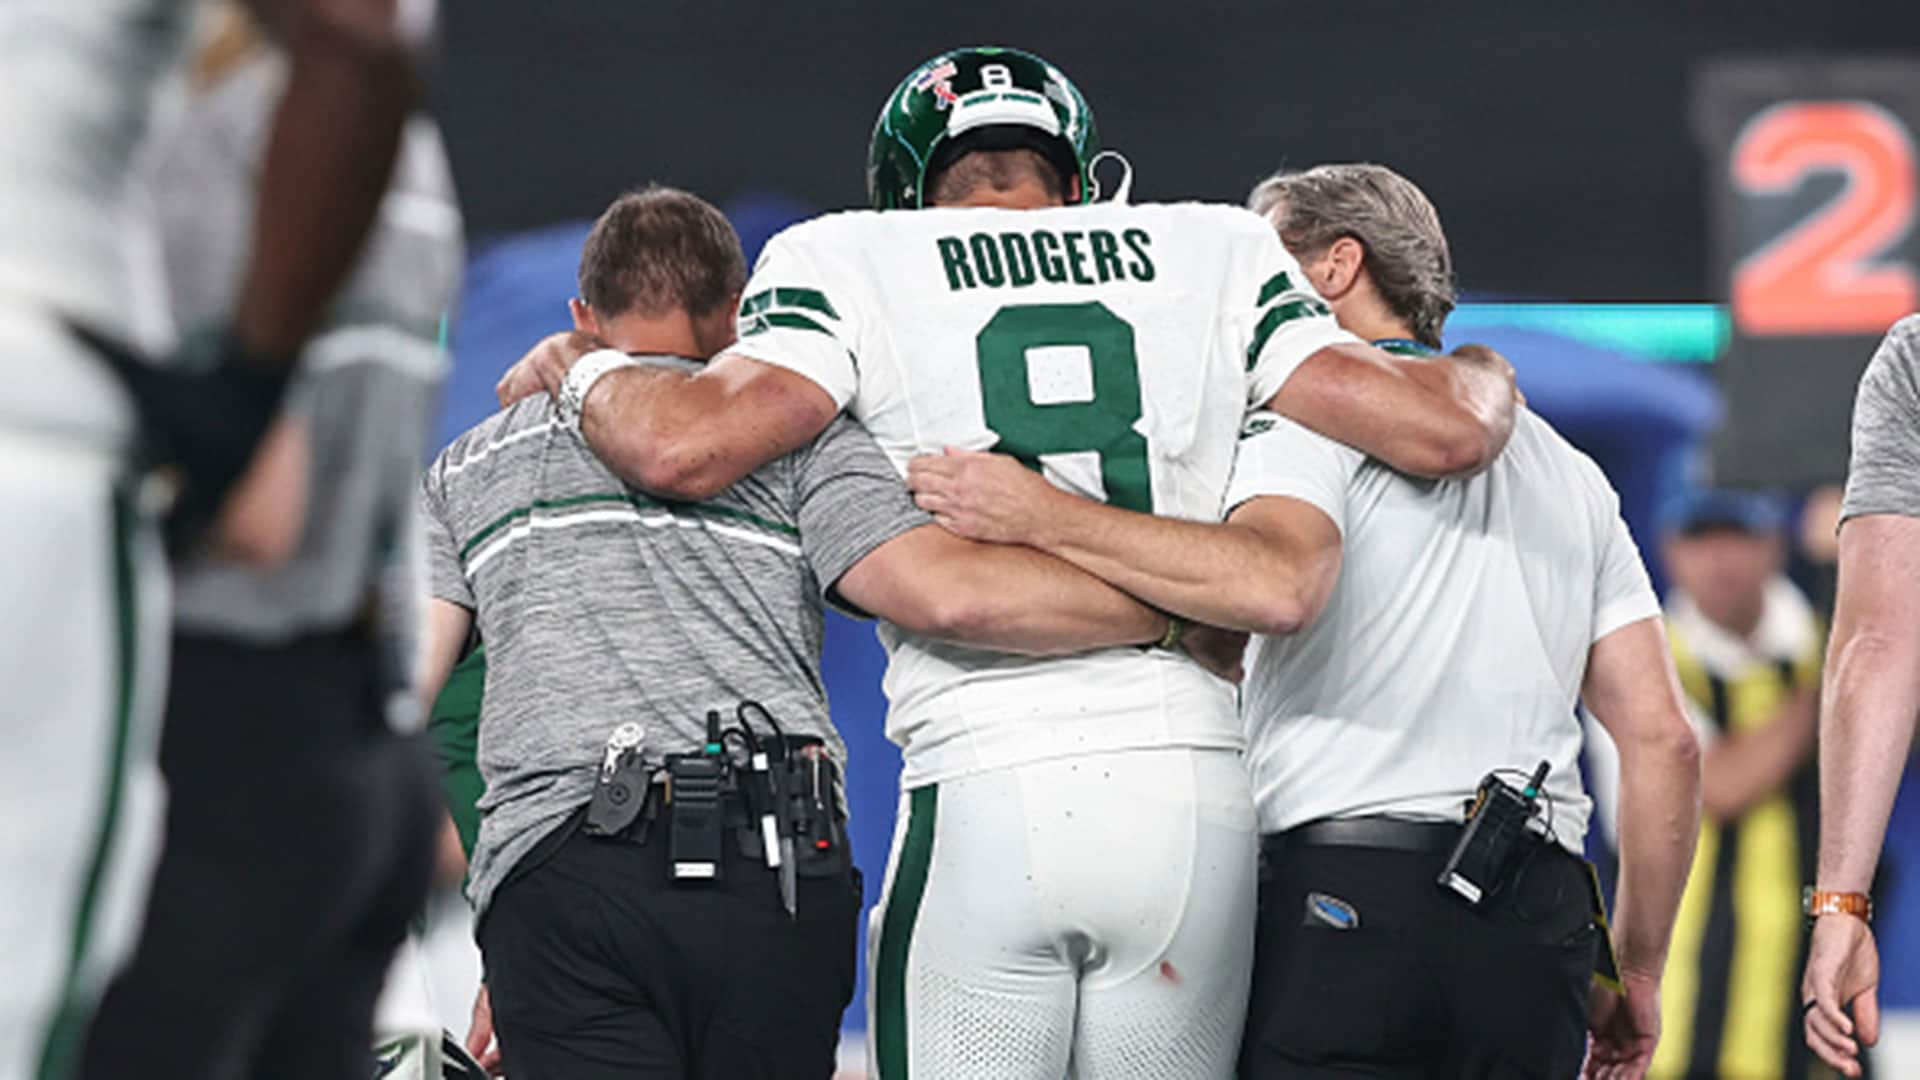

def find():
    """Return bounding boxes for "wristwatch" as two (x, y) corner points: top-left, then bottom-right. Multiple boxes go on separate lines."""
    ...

(1803, 887), (1872, 922)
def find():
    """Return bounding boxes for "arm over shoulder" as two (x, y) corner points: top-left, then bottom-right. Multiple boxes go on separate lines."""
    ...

(726, 219), (871, 410)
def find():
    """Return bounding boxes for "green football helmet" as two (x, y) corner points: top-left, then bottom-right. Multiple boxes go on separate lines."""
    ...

(867, 46), (1100, 211)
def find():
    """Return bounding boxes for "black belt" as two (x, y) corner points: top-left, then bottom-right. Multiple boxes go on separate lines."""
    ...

(1262, 816), (1463, 860)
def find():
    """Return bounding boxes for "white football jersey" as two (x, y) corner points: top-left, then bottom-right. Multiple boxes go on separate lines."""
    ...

(730, 202), (1358, 787)
(0, 1), (195, 334)
(0, 0), (197, 443)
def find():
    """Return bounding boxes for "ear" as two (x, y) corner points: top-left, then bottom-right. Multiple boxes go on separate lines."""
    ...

(1318, 236), (1366, 300)
(1068, 172), (1084, 204)
(568, 297), (596, 336)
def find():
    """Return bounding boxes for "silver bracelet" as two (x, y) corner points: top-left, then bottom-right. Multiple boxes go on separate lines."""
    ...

(558, 349), (640, 435)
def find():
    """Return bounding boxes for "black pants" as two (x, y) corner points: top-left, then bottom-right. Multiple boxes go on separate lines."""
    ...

(80, 630), (440, 1080)
(1240, 839), (1598, 1079)
(479, 814), (861, 1080)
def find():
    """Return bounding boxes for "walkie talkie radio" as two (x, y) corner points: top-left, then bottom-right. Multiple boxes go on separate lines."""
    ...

(1437, 760), (1551, 907)
(666, 751), (726, 880)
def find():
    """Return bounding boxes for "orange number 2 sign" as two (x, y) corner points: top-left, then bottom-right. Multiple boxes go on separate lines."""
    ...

(1732, 101), (1917, 337)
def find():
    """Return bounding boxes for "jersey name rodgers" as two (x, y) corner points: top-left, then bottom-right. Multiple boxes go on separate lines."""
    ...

(730, 202), (1357, 787)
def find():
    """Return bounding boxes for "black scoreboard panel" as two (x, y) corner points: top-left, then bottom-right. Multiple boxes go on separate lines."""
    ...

(1695, 58), (1920, 489)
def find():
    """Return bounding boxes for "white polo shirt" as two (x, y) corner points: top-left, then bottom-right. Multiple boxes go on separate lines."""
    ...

(1226, 405), (1661, 853)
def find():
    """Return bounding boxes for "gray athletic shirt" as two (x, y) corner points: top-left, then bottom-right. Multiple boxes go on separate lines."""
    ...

(422, 374), (928, 916)
(1842, 315), (1920, 523)
(158, 54), (463, 648)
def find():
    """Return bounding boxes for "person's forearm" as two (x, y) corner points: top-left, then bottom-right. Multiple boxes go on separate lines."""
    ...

(929, 543), (1168, 656)
(578, 363), (712, 494)
(578, 354), (837, 501)
(1817, 516), (1920, 893)
(1269, 343), (1517, 479)
(1701, 689), (1817, 823)
(1027, 494), (1315, 635)
(1432, 346), (1518, 474)
(1612, 738), (1703, 975)
(1586, 619), (1702, 977)
(234, 1), (413, 359)
(1818, 628), (1920, 891)
(1373, 346), (1515, 477)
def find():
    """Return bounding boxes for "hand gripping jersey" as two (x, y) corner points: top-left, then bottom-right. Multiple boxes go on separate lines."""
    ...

(730, 202), (1358, 787)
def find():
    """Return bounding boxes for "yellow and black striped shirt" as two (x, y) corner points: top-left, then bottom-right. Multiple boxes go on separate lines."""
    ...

(1652, 588), (1832, 1080)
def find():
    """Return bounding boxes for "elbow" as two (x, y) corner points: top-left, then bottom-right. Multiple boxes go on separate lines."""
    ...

(889, 573), (1017, 649)
(1419, 413), (1499, 478)
(606, 428), (728, 502)
(914, 589), (994, 644)
(1244, 571), (1329, 637)
(629, 453), (728, 503)
(1652, 712), (1704, 787)
(1615, 705), (1702, 780)
(1828, 626), (1906, 693)
(1674, 723), (1704, 783)
(1247, 594), (1308, 638)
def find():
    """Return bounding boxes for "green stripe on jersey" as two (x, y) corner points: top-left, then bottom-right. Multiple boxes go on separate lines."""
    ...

(875, 785), (938, 1079)
(1246, 298), (1332, 370)
(36, 487), (141, 1080)
(740, 287), (840, 320)
(458, 493), (630, 558)
(458, 492), (800, 561)
(742, 311), (834, 338)
(1256, 270), (1296, 309)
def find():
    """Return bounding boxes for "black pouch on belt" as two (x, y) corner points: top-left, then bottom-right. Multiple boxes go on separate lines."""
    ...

(585, 723), (653, 840)
(781, 738), (849, 878)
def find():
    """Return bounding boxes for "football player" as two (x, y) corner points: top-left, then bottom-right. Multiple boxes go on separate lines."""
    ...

(0, 2), (425, 1078)
(496, 46), (1518, 1078)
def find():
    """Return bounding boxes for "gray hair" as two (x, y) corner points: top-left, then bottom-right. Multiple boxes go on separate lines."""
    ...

(1248, 164), (1455, 349)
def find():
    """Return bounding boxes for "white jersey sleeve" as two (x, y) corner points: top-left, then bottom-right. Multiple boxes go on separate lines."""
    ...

(1223, 411), (1365, 534)
(1230, 222), (1362, 408)
(727, 229), (865, 408)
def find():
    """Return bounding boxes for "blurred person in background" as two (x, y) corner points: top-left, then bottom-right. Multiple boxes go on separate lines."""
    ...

(1646, 488), (1833, 1079)
(1804, 316), (1920, 1079)
(73, 4), (459, 1078)
(0, 0), (422, 1077)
